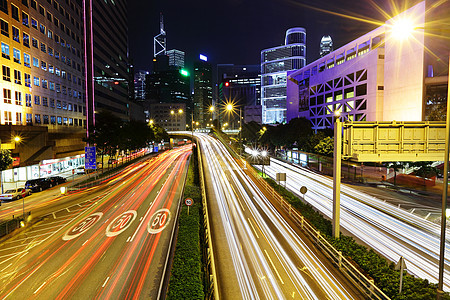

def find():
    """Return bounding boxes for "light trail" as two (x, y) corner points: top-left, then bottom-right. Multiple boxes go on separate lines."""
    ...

(197, 133), (357, 299)
(258, 157), (450, 291)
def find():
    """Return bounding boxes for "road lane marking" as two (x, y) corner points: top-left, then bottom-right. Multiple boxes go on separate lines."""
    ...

(126, 236), (131, 242)
(102, 277), (110, 288)
(248, 218), (259, 239)
(264, 249), (284, 285)
(82, 239), (89, 246)
(66, 208), (70, 212)
(52, 213), (56, 219)
(34, 281), (46, 294)
(0, 263), (12, 272)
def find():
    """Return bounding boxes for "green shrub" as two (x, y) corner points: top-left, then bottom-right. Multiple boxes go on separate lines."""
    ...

(167, 154), (205, 299)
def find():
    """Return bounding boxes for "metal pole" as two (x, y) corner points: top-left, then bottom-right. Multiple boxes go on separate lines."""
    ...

(437, 53), (450, 299)
(239, 108), (242, 157)
(333, 118), (342, 239)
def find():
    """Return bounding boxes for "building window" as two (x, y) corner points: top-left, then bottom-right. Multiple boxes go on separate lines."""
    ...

(33, 76), (39, 86)
(32, 57), (39, 67)
(47, 11), (52, 22)
(31, 18), (37, 29)
(49, 98), (54, 108)
(57, 116), (62, 125)
(26, 113), (32, 125)
(23, 32), (30, 47)
(4, 111), (12, 125)
(40, 42), (46, 53)
(42, 79), (47, 89)
(24, 53), (30, 67)
(24, 73), (30, 87)
(56, 100), (61, 108)
(1, 42), (10, 59)
(25, 93), (31, 107)
(48, 47), (53, 56)
(13, 48), (20, 63)
(42, 97), (48, 106)
(14, 69), (21, 84)
(2, 65), (10, 81)
(0, 0), (7, 14)
(34, 95), (40, 105)
(22, 12), (29, 27)
(12, 26), (19, 42)
(16, 112), (22, 125)
(43, 115), (49, 124)
(378, 86), (384, 90)
(54, 17), (59, 27)
(48, 64), (54, 73)
(63, 117), (67, 125)
(14, 91), (21, 105)
(50, 115), (56, 124)
(3, 88), (11, 104)
(30, 0), (36, 9)
(55, 51), (59, 59)
(35, 114), (41, 124)
(32, 37), (38, 48)
(55, 68), (60, 76)
(62, 101), (67, 110)
(39, 5), (44, 16)
(0, 19), (8, 37)
(41, 61), (46, 71)
(11, 4), (19, 21)
(69, 118), (73, 126)
(22, 0), (28, 7)
(49, 81), (54, 90)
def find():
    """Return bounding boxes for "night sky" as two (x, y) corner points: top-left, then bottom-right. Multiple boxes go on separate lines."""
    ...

(128, 0), (421, 72)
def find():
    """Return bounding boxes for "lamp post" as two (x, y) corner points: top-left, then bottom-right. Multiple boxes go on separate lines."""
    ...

(332, 110), (342, 239)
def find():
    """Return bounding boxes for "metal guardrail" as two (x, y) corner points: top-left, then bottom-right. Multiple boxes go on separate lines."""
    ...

(246, 165), (390, 300)
(0, 215), (26, 238)
(195, 142), (219, 300)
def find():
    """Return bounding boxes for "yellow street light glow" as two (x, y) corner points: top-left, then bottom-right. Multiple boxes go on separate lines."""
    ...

(209, 106), (215, 112)
(196, 122), (199, 125)
(14, 136), (21, 142)
(226, 104), (233, 111)
(149, 119), (154, 125)
(178, 109), (183, 114)
(170, 110), (175, 115)
(391, 18), (414, 41)
(261, 150), (268, 157)
(334, 110), (341, 117)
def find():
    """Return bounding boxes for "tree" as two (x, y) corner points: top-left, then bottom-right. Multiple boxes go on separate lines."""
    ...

(314, 136), (334, 157)
(387, 162), (404, 185)
(0, 150), (13, 193)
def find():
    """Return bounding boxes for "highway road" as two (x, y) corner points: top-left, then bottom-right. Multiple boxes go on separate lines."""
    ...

(197, 133), (361, 299)
(257, 157), (450, 291)
(0, 146), (191, 299)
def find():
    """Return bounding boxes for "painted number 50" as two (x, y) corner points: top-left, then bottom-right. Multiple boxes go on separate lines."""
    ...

(147, 208), (171, 234)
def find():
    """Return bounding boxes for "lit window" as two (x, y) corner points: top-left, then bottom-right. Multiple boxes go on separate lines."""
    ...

(32, 57), (39, 67)
(1, 42), (10, 59)
(24, 53), (30, 67)
(1, 19), (9, 37)
(13, 48), (20, 63)
(23, 32), (30, 47)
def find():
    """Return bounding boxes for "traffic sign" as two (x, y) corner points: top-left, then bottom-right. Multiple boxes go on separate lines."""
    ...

(85, 146), (97, 170)
(185, 198), (193, 206)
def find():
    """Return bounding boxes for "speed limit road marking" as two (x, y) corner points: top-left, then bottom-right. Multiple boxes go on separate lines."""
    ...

(63, 212), (103, 241)
(106, 210), (137, 237)
(147, 209), (171, 234)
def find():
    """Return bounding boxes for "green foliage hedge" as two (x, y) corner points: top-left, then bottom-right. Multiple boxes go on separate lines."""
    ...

(167, 149), (205, 299)
(264, 176), (450, 300)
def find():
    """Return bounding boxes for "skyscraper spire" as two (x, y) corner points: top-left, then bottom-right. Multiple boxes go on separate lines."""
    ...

(154, 12), (167, 57)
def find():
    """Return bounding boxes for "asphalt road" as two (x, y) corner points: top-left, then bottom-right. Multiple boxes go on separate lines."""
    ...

(197, 133), (361, 299)
(259, 157), (450, 291)
(0, 146), (191, 299)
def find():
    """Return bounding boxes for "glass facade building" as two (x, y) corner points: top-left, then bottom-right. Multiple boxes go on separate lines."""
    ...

(261, 27), (306, 124)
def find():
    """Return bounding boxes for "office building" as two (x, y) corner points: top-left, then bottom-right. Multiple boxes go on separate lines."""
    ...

(320, 35), (333, 57)
(217, 64), (261, 125)
(91, 0), (135, 123)
(0, 0), (86, 165)
(167, 49), (184, 69)
(286, 1), (445, 130)
(149, 102), (186, 131)
(134, 70), (149, 100)
(193, 55), (212, 126)
(261, 27), (306, 124)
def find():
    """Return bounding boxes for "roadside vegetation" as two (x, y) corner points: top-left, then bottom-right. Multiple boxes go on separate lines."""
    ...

(167, 146), (205, 299)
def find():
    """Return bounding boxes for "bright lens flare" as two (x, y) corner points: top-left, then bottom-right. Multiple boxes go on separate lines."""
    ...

(391, 18), (414, 40)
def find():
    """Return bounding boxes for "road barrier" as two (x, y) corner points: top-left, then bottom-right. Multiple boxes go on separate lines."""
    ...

(246, 165), (390, 300)
(0, 215), (26, 238)
(196, 142), (219, 300)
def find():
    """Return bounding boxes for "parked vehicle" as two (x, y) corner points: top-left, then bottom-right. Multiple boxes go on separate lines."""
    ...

(48, 176), (67, 185)
(75, 166), (85, 174)
(0, 188), (31, 201)
(25, 178), (53, 192)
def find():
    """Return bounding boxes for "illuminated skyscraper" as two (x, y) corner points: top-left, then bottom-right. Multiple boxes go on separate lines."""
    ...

(153, 13), (166, 57)
(193, 55), (212, 126)
(320, 35), (333, 57)
(261, 27), (306, 124)
(167, 49), (185, 68)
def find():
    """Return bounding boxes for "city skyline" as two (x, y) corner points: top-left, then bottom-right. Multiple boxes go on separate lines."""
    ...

(128, 0), (425, 71)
